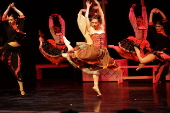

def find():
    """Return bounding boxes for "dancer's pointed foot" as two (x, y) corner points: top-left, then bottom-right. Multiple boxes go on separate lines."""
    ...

(92, 87), (102, 96)
(115, 66), (121, 71)
(153, 79), (158, 83)
(136, 63), (145, 71)
(62, 53), (68, 58)
(108, 45), (115, 49)
(20, 90), (25, 96)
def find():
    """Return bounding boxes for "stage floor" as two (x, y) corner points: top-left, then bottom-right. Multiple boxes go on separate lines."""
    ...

(0, 78), (170, 113)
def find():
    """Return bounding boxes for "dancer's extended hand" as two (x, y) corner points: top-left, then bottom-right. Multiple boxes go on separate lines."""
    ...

(131, 4), (136, 9)
(38, 30), (45, 41)
(86, 0), (92, 7)
(94, 0), (100, 5)
(10, 2), (15, 8)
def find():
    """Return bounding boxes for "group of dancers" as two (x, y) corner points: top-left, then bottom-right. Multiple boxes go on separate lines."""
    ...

(0, 0), (170, 96)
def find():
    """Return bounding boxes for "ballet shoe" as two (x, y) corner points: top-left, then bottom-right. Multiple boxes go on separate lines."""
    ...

(20, 90), (25, 96)
(97, 94), (102, 97)
(92, 87), (102, 96)
(136, 63), (145, 71)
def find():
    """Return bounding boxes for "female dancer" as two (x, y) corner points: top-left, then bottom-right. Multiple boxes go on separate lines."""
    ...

(0, 3), (26, 95)
(108, 0), (151, 62)
(134, 8), (170, 82)
(62, 0), (120, 96)
(39, 13), (69, 65)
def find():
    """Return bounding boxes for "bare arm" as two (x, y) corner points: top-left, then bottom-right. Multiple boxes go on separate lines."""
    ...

(49, 16), (54, 28)
(149, 10), (153, 23)
(2, 4), (11, 21)
(58, 15), (65, 36)
(157, 9), (167, 23)
(149, 8), (159, 23)
(159, 10), (167, 20)
(94, 0), (105, 27)
(48, 16), (58, 43)
(141, 0), (148, 29)
(10, 3), (24, 16)
(149, 8), (158, 38)
(129, 4), (137, 30)
(85, 1), (92, 33)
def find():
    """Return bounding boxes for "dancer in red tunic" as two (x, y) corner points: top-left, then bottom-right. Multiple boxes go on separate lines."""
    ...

(108, 0), (151, 62)
(39, 14), (69, 65)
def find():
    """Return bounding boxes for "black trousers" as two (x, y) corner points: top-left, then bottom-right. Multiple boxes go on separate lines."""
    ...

(0, 43), (22, 81)
(155, 61), (169, 82)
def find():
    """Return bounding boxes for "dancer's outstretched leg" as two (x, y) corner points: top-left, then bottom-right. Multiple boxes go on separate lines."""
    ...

(134, 47), (156, 71)
(92, 74), (102, 96)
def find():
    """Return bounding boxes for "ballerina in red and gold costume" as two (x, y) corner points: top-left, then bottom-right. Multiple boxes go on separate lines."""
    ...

(62, 0), (120, 96)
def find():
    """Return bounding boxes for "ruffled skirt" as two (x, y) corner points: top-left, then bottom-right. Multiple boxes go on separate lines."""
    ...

(68, 43), (120, 71)
(115, 36), (150, 62)
(39, 39), (67, 65)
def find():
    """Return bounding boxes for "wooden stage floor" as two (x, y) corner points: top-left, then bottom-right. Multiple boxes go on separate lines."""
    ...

(0, 78), (170, 113)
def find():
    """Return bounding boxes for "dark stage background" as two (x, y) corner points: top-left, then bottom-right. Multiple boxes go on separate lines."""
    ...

(0, 0), (170, 80)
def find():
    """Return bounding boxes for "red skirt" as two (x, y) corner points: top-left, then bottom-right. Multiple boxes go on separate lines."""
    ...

(39, 39), (67, 65)
(115, 36), (151, 62)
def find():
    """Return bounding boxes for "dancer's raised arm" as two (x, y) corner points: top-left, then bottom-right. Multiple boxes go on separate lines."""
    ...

(0, 2), (26, 96)
(77, 9), (87, 36)
(129, 4), (137, 30)
(85, 0), (92, 32)
(94, 0), (105, 28)
(2, 4), (11, 21)
(49, 14), (56, 39)
(57, 14), (65, 36)
(157, 9), (167, 23)
(141, 0), (148, 31)
(11, 2), (24, 16)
